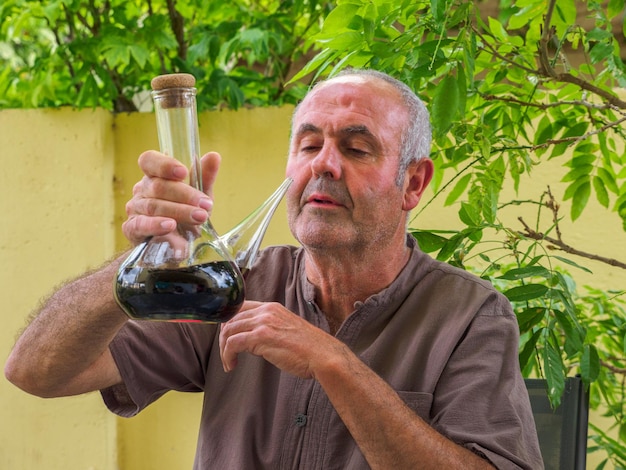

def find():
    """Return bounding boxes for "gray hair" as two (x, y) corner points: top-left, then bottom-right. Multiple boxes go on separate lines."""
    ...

(292, 68), (432, 185)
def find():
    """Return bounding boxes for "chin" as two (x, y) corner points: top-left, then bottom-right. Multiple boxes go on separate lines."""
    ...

(291, 212), (357, 245)
(296, 227), (355, 251)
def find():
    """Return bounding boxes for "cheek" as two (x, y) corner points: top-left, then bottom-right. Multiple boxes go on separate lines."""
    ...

(285, 152), (312, 176)
(285, 158), (309, 196)
(285, 157), (296, 177)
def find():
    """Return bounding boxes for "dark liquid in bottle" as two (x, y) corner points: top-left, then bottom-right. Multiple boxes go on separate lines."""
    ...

(115, 261), (245, 323)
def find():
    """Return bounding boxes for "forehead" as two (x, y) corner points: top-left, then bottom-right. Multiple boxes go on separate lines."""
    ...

(293, 77), (406, 140)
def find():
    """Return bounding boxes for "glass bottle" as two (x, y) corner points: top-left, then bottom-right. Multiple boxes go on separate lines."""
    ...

(114, 73), (262, 323)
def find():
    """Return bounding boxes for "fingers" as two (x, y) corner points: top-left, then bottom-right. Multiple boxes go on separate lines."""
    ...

(121, 215), (176, 245)
(134, 156), (213, 209)
(219, 305), (262, 373)
(218, 302), (321, 377)
(123, 150), (221, 244)
(130, 177), (212, 219)
(200, 152), (221, 197)
(138, 150), (188, 181)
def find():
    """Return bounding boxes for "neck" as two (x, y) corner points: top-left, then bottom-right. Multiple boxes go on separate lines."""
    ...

(304, 235), (411, 330)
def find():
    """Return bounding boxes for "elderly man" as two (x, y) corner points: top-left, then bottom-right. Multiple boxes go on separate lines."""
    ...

(5, 69), (543, 469)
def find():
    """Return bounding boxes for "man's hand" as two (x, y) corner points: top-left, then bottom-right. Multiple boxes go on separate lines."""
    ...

(122, 150), (221, 245)
(219, 301), (349, 378)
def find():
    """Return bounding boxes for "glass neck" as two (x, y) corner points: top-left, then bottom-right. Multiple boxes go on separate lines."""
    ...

(152, 87), (202, 191)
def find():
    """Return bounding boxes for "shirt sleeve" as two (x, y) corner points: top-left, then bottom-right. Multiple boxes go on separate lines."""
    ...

(101, 320), (218, 417)
(431, 293), (544, 470)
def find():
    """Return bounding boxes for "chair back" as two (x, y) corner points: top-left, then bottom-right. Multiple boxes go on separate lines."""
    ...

(525, 376), (589, 470)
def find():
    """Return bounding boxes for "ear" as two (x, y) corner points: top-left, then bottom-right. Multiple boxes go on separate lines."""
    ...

(402, 158), (434, 211)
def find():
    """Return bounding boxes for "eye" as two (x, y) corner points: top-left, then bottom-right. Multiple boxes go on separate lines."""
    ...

(297, 145), (322, 158)
(347, 147), (368, 157)
(297, 137), (322, 154)
(342, 136), (375, 159)
(343, 145), (373, 160)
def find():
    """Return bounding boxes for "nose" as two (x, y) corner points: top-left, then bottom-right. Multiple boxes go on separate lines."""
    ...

(310, 143), (342, 180)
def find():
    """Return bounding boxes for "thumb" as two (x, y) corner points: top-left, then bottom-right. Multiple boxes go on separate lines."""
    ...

(200, 152), (221, 198)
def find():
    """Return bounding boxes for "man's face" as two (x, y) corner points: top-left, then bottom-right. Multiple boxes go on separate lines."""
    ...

(285, 76), (411, 253)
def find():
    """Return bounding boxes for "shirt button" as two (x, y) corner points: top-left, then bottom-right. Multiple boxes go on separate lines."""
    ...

(294, 413), (308, 427)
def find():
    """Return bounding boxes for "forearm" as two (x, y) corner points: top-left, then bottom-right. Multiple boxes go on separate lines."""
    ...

(5, 256), (128, 397)
(313, 348), (495, 470)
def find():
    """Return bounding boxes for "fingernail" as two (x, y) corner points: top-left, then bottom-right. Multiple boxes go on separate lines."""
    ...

(198, 198), (212, 211)
(160, 220), (176, 231)
(172, 166), (187, 179)
(191, 209), (208, 222)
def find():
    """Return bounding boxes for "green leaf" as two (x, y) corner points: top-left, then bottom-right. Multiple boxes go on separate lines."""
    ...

(481, 181), (499, 224)
(571, 180), (591, 220)
(553, 309), (584, 352)
(544, 336), (566, 407)
(76, 73), (99, 108)
(458, 201), (481, 226)
(103, 43), (131, 67)
(597, 167), (619, 194)
(431, 73), (460, 137)
(508, 2), (544, 30)
(411, 231), (448, 253)
(552, 256), (593, 274)
(317, 3), (360, 38)
(593, 175), (610, 208)
(517, 307), (547, 332)
(590, 42), (614, 64)
(444, 173), (472, 206)
(430, 0), (447, 23)
(608, 0), (625, 18)
(436, 232), (464, 261)
(487, 17), (509, 42)
(534, 116), (553, 146)
(129, 44), (149, 69)
(289, 48), (336, 83)
(456, 65), (467, 118)
(503, 284), (549, 302)
(554, 0), (577, 25)
(561, 165), (594, 183)
(498, 266), (551, 280)
(518, 328), (543, 372)
(317, 31), (364, 50)
(581, 344), (600, 382)
(567, 153), (596, 167)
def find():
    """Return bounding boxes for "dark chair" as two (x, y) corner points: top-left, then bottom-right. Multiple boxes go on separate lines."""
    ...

(525, 376), (589, 470)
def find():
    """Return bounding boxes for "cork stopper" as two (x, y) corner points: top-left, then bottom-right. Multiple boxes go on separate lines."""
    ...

(151, 73), (196, 109)
(151, 73), (196, 91)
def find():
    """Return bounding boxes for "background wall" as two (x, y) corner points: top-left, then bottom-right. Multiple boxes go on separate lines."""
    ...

(1, 106), (623, 468)
(0, 108), (118, 468)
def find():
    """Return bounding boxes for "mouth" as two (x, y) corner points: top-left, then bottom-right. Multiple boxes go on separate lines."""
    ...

(306, 193), (342, 207)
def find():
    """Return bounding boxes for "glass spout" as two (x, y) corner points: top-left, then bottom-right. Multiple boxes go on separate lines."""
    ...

(220, 177), (292, 272)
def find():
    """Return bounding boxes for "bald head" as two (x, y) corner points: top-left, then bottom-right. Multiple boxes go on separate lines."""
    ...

(292, 69), (432, 182)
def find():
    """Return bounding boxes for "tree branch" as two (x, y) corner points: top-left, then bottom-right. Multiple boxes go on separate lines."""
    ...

(518, 217), (626, 269)
(491, 114), (626, 152)
(515, 187), (626, 269)
(555, 72), (626, 108)
(480, 93), (623, 112)
(601, 359), (626, 375)
(165, 0), (186, 60)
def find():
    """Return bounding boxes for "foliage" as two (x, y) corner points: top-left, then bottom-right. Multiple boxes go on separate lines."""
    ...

(2, 0), (626, 466)
(296, 0), (626, 466)
(0, 0), (332, 111)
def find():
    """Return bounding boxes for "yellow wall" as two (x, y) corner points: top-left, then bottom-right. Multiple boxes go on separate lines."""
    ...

(1, 106), (624, 468)
(0, 108), (118, 468)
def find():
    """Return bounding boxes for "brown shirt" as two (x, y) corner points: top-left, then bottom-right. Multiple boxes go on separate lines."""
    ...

(102, 238), (543, 469)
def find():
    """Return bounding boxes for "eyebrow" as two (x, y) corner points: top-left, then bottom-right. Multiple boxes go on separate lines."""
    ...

(341, 125), (376, 140)
(295, 123), (321, 138)
(295, 123), (376, 139)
